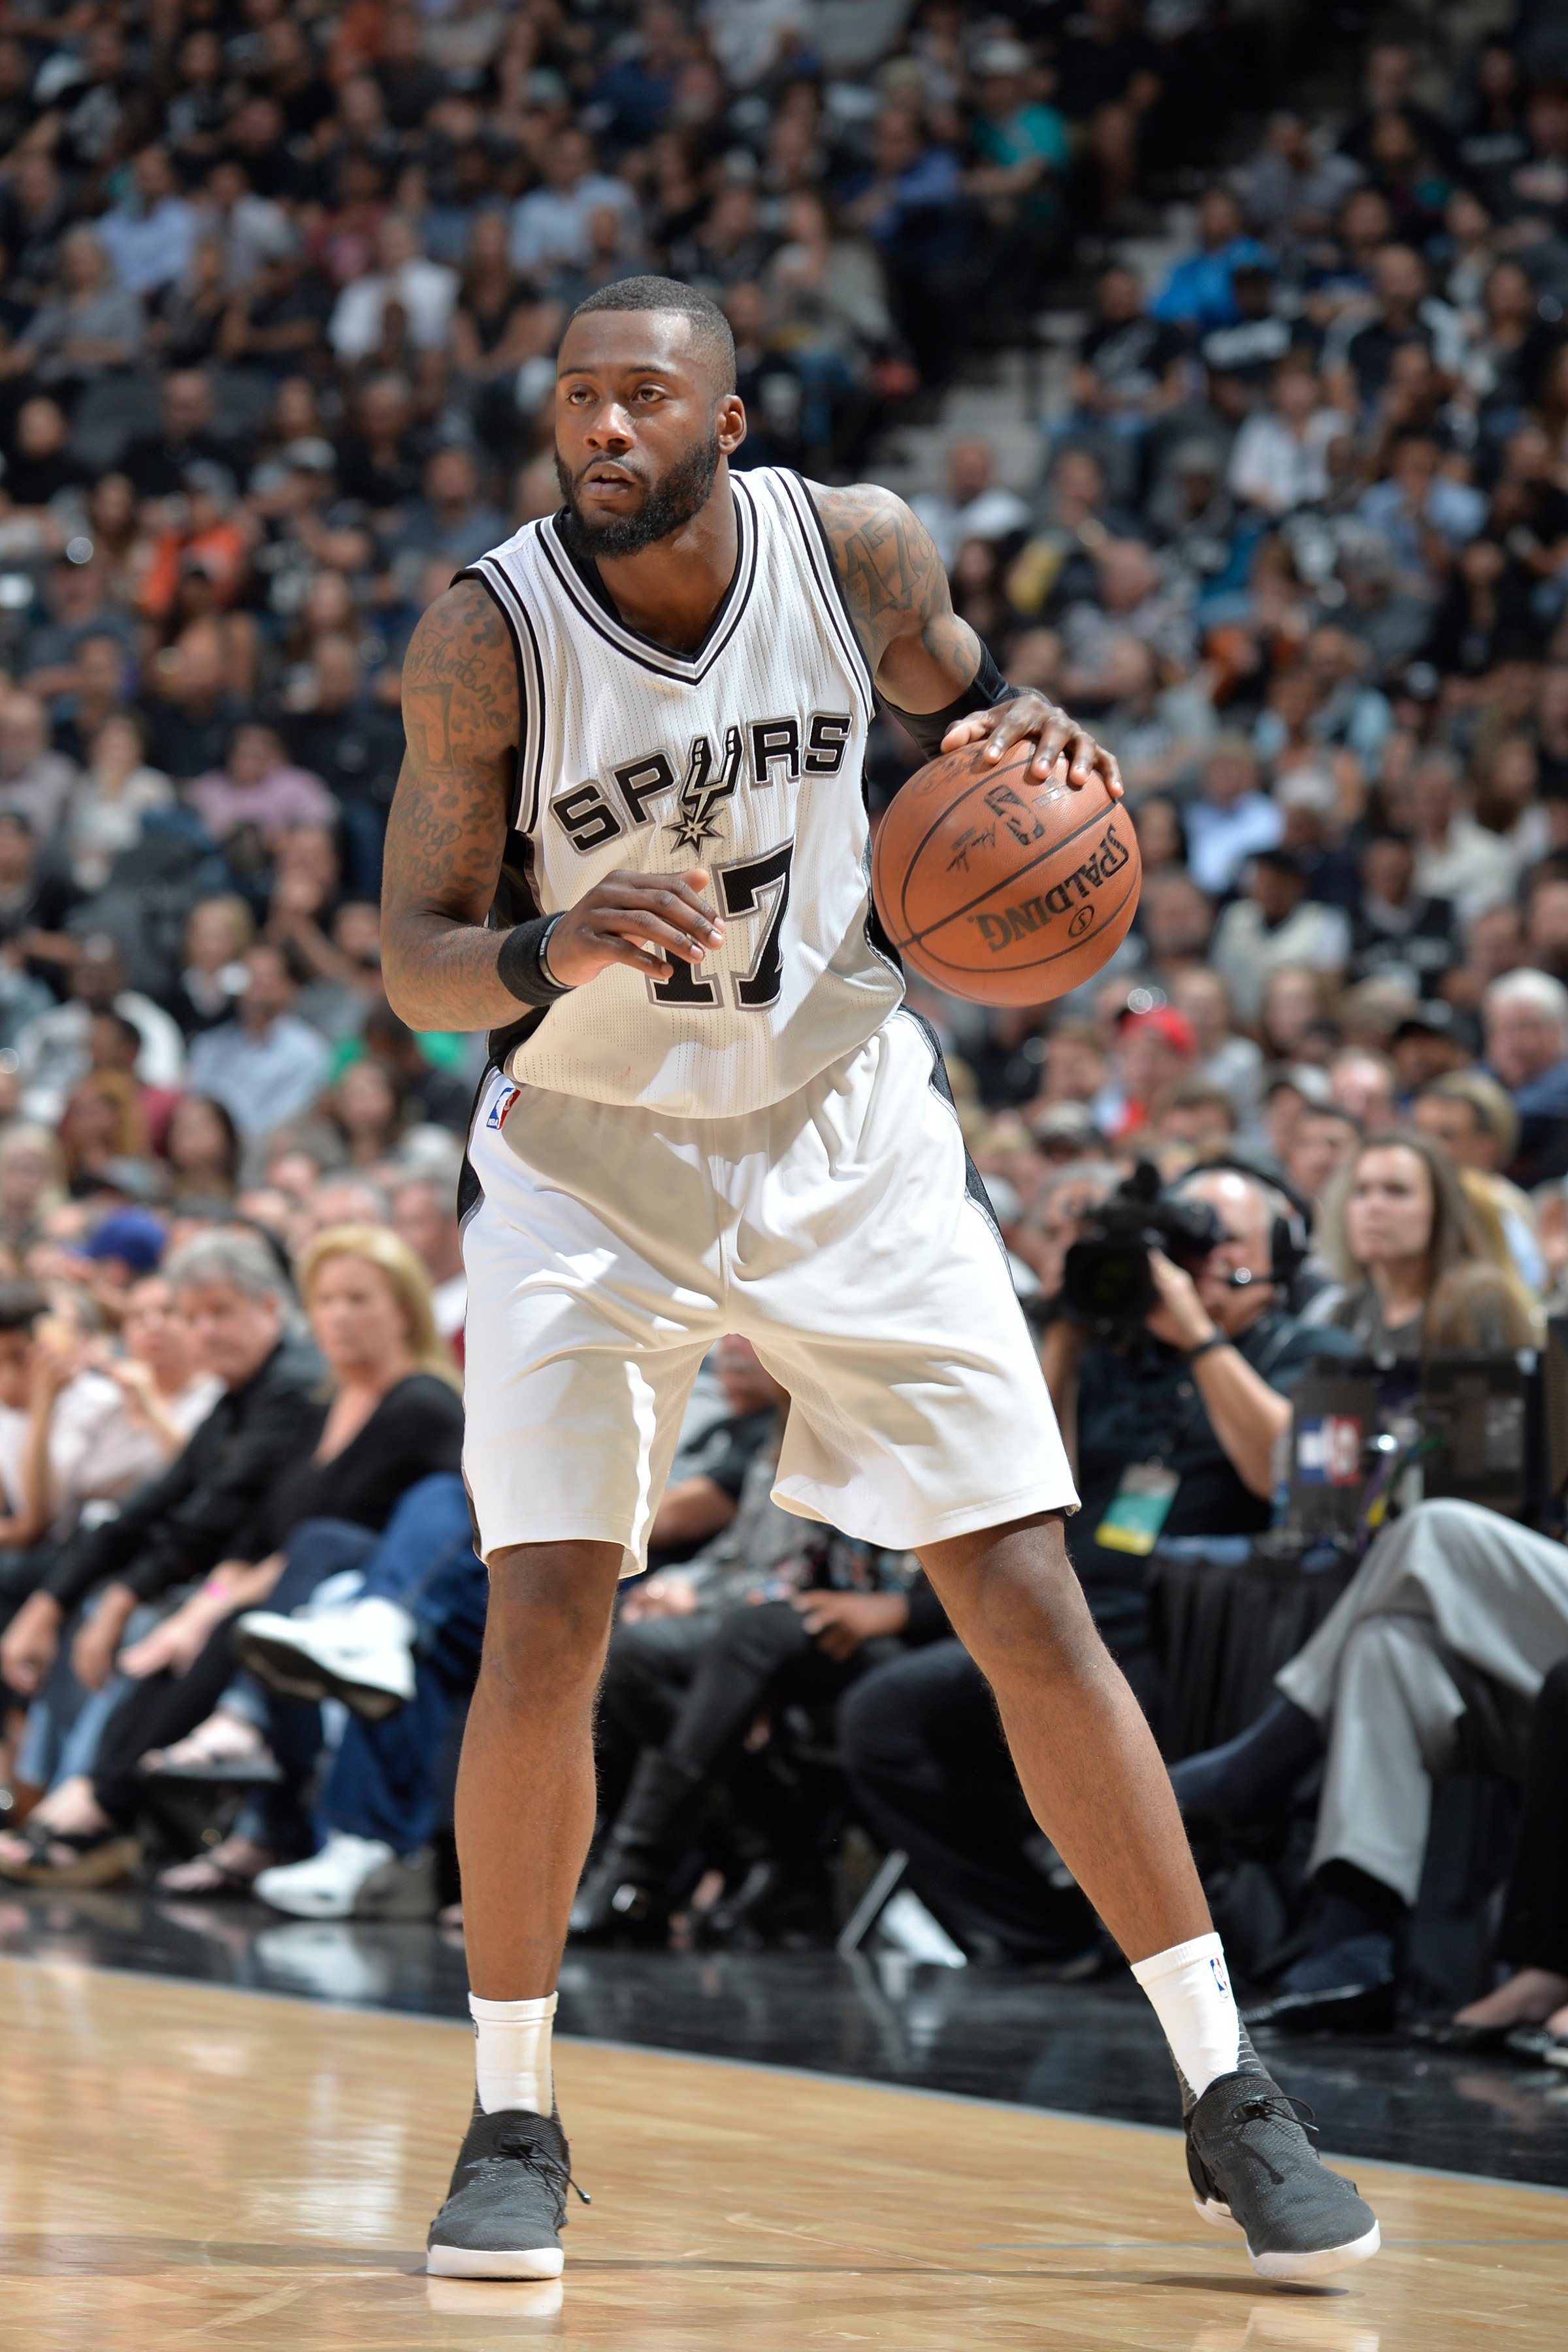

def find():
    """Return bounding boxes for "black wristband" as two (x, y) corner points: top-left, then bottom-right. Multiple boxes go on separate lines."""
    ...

(1184, 1333), (1229, 1363)
(496, 914), (572, 1007)
(894, 647), (1021, 761)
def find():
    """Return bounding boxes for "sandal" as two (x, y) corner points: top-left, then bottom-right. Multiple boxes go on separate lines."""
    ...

(139, 1711), (281, 1785)
(0, 1818), (141, 1887)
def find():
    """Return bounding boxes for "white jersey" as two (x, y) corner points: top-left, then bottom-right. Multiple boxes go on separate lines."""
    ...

(464, 466), (904, 1117)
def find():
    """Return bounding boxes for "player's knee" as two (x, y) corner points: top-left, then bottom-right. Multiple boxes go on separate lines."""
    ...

(481, 1542), (619, 1696)
(950, 1536), (1104, 1682)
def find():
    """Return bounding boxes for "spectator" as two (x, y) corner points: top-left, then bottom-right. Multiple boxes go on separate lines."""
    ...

(1182, 736), (1284, 898)
(14, 936), (186, 1128)
(329, 213), (459, 365)
(1347, 830), (1460, 997)
(0, 691), (76, 841)
(184, 945), (332, 1138)
(1315, 1130), (1535, 1354)
(1483, 968), (1568, 1184)
(910, 442), (1031, 576)
(63, 717), (173, 896)
(1413, 1068), (1543, 1292)
(1405, 749), (1519, 925)
(163, 1095), (241, 1205)
(1424, 1659), (1568, 2055)
(1, 1224), (463, 1892)
(1151, 188), (1272, 333)
(3, 225), (143, 394)
(509, 127), (640, 284)
(1211, 849), (1351, 1028)
(187, 724), (336, 846)
(1172, 1501), (1568, 2033)
(97, 146), (198, 300)
(1228, 355), (1348, 517)
(0, 1231), (319, 1731)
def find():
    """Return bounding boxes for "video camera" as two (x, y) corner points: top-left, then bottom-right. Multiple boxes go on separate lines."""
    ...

(1059, 1160), (1226, 1344)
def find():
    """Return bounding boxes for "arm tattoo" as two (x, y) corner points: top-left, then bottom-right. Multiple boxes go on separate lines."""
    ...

(808, 480), (983, 712)
(380, 578), (525, 1034)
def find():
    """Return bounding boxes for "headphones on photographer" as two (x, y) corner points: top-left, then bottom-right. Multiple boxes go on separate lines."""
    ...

(1172, 1153), (1314, 1290)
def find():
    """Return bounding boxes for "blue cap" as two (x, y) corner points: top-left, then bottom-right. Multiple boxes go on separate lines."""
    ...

(80, 1208), (166, 1273)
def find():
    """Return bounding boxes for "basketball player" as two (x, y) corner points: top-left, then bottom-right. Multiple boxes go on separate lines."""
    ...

(380, 278), (1378, 2286)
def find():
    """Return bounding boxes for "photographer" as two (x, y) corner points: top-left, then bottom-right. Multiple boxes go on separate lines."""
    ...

(1041, 1163), (1348, 1692)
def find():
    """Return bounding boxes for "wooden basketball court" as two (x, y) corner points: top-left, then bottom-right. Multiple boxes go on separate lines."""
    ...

(1, 1953), (1563, 2350)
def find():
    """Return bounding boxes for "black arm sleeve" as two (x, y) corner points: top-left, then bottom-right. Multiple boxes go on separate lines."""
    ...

(889, 646), (1020, 762)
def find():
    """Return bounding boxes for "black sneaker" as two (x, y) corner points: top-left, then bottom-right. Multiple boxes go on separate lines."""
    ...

(426, 2102), (585, 2279)
(1186, 2065), (1380, 2283)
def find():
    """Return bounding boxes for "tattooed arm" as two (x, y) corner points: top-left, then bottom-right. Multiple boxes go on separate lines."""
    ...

(808, 480), (1121, 794)
(381, 580), (526, 1031)
(382, 580), (723, 1026)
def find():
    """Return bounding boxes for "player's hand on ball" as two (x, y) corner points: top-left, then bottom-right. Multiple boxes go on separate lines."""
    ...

(941, 690), (1124, 797)
(546, 867), (725, 986)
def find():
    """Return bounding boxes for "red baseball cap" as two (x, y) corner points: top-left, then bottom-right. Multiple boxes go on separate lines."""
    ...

(1118, 1005), (1197, 1056)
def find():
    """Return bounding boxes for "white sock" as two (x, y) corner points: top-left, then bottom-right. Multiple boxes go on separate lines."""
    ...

(469, 1992), (557, 2115)
(1130, 1932), (1240, 2100)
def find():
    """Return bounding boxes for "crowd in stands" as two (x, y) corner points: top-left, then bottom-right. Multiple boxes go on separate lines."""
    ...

(0, 1), (1567, 2059)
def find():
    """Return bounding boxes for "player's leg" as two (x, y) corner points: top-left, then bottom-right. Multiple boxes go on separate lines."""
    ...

(429, 1073), (717, 2279)
(737, 1018), (1378, 2282)
(457, 1539), (626, 2000)
(915, 1512), (1207, 1963)
(917, 1512), (1379, 2280)
(428, 1539), (620, 2281)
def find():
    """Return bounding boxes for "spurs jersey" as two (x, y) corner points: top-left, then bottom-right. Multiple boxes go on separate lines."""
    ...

(463, 466), (903, 1116)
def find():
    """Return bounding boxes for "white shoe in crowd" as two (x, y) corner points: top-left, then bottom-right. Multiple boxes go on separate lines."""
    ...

(253, 1833), (438, 1921)
(234, 1597), (417, 1719)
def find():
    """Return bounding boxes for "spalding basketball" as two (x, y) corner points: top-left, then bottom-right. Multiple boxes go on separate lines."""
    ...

(872, 738), (1141, 1006)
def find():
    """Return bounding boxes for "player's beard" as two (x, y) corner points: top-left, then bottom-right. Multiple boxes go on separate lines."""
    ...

(555, 430), (722, 559)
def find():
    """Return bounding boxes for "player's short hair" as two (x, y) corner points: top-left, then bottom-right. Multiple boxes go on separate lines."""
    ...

(566, 275), (736, 393)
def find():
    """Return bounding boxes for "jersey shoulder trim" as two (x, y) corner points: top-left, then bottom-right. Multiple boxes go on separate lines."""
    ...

(532, 480), (760, 685)
(457, 552), (548, 836)
(776, 470), (878, 724)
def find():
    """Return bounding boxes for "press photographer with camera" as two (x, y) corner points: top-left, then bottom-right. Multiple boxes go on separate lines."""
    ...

(1041, 1160), (1348, 1697)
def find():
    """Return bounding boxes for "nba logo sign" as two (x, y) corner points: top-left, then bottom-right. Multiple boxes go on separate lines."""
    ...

(487, 1084), (520, 1132)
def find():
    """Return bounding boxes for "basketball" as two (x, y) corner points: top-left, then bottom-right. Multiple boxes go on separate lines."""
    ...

(871, 736), (1142, 1005)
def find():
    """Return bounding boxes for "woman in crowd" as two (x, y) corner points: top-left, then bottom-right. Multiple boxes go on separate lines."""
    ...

(64, 714), (174, 895)
(320, 1056), (406, 1169)
(0, 1225), (462, 1889)
(57, 1074), (146, 1198)
(163, 1094), (241, 1203)
(1316, 1130), (1537, 1354)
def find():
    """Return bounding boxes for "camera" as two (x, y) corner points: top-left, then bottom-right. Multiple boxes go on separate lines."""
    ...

(1059, 1161), (1226, 1343)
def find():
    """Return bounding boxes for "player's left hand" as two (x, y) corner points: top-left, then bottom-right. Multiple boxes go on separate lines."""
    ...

(789, 1588), (910, 1660)
(941, 690), (1124, 796)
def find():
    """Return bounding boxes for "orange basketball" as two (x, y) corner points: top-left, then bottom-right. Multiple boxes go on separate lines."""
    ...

(871, 738), (1141, 1006)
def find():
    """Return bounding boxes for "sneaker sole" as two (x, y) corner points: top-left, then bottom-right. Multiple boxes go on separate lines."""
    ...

(234, 1631), (410, 1720)
(426, 2244), (564, 2279)
(1194, 2197), (1382, 2280)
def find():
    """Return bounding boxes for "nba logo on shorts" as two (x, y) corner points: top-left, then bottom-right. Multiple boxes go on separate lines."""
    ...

(487, 1083), (520, 1131)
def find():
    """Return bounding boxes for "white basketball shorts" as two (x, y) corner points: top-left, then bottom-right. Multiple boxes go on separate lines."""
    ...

(461, 1007), (1077, 1570)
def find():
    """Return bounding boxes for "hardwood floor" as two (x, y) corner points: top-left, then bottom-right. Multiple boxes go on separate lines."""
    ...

(1, 1954), (1563, 2351)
